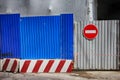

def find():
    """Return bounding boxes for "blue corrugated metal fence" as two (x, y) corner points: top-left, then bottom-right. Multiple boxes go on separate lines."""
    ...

(20, 16), (61, 59)
(20, 14), (73, 59)
(0, 14), (73, 59)
(60, 14), (73, 59)
(0, 14), (20, 58)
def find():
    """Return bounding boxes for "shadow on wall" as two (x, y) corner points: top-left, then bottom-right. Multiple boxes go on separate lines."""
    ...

(0, 52), (13, 58)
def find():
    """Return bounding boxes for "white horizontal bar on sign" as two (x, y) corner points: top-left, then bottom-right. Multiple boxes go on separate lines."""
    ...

(85, 30), (96, 34)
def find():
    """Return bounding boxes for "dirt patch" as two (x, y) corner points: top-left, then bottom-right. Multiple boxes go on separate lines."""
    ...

(71, 71), (96, 79)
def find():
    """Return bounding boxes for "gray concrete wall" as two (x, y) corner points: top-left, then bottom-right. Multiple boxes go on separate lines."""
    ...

(0, 0), (88, 21)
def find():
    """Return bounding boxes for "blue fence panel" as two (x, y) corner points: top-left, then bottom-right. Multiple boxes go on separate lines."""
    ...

(20, 16), (61, 59)
(20, 14), (73, 59)
(0, 14), (20, 58)
(60, 14), (73, 59)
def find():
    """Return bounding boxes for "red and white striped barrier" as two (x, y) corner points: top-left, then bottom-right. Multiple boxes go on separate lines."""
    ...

(0, 59), (3, 71)
(20, 59), (73, 73)
(2, 58), (19, 73)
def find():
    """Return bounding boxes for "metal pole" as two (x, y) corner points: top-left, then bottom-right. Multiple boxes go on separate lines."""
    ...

(87, 0), (97, 21)
(87, 0), (97, 68)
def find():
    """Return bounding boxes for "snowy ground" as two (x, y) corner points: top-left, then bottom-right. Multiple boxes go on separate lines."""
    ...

(0, 71), (120, 80)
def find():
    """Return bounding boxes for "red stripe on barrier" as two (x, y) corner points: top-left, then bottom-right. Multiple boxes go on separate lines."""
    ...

(2, 59), (10, 71)
(44, 60), (54, 72)
(66, 61), (73, 72)
(11, 60), (17, 72)
(55, 60), (65, 72)
(32, 60), (43, 73)
(21, 60), (31, 73)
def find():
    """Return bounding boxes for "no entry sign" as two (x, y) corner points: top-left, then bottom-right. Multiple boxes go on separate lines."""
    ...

(83, 24), (98, 40)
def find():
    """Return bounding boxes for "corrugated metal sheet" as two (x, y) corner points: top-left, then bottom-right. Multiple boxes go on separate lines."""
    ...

(74, 20), (120, 70)
(0, 14), (20, 58)
(61, 14), (73, 59)
(20, 14), (73, 59)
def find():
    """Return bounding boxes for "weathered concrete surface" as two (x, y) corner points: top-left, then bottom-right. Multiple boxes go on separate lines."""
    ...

(0, 72), (89, 80)
(0, 71), (120, 80)
(72, 71), (120, 80)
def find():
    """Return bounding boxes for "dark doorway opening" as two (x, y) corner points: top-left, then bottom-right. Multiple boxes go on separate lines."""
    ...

(97, 0), (120, 20)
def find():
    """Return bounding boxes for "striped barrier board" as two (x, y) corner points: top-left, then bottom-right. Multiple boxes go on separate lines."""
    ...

(0, 59), (2, 71)
(20, 59), (73, 73)
(2, 58), (19, 73)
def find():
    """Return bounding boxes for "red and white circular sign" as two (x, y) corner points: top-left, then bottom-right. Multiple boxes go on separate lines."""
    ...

(83, 24), (98, 40)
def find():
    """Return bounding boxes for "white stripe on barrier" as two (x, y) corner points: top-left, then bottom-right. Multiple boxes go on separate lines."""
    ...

(27, 60), (36, 73)
(0, 59), (2, 71)
(61, 60), (71, 72)
(49, 60), (60, 72)
(38, 60), (49, 72)
(7, 59), (14, 71)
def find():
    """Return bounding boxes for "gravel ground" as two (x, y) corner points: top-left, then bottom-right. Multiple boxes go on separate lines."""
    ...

(0, 71), (120, 80)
